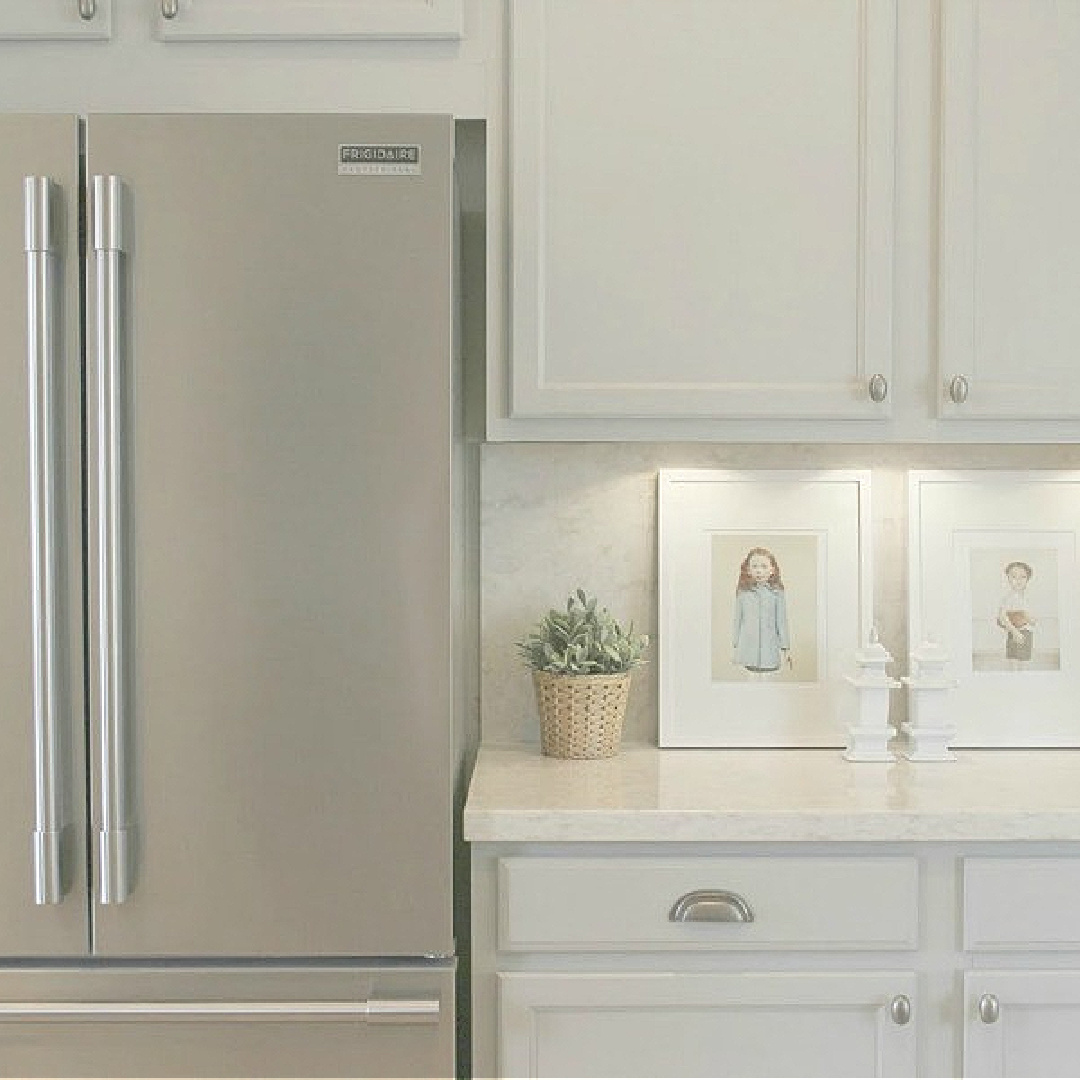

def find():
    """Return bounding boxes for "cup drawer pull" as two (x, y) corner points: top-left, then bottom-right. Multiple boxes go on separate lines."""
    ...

(669, 889), (755, 924)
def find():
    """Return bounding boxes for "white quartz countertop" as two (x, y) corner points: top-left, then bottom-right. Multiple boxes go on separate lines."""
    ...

(463, 745), (1080, 843)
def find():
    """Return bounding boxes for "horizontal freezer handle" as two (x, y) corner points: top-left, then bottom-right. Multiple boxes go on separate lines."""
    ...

(0, 999), (440, 1024)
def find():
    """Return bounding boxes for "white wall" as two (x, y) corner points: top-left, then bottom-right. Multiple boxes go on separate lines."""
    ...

(481, 443), (1080, 746)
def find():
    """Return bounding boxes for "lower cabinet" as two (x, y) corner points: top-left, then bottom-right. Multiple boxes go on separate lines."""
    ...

(471, 844), (1080, 1078)
(963, 971), (1080, 1078)
(499, 970), (916, 1079)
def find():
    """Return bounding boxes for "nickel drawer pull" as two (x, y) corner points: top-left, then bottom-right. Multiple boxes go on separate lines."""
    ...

(0, 999), (440, 1024)
(669, 889), (755, 924)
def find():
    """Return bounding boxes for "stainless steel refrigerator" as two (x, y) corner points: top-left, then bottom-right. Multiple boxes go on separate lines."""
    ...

(0, 113), (457, 1077)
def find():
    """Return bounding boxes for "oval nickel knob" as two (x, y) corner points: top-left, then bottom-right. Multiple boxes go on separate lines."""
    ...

(949, 374), (970, 405)
(889, 994), (912, 1026)
(978, 993), (1000, 1024)
(78, 0), (96, 19)
(669, 889), (754, 924)
(161, 0), (180, 18)
(868, 373), (888, 403)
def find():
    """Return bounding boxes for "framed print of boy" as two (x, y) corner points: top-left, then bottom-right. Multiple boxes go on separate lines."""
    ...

(733, 546), (792, 678)
(997, 560), (1035, 666)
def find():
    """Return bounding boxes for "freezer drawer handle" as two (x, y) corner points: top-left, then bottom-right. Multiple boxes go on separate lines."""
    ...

(90, 174), (134, 905)
(0, 999), (440, 1024)
(24, 176), (67, 907)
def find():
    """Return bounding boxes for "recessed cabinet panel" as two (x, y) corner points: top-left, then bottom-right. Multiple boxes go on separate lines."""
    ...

(510, 0), (897, 420)
(963, 970), (1080, 1077)
(154, 0), (465, 40)
(939, 0), (1080, 419)
(0, 0), (111, 39)
(500, 856), (919, 951)
(964, 857), (1080, 950)
(500, 971), (917, 1078)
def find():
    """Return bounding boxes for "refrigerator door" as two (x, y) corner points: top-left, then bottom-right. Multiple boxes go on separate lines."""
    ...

(0, 114), (88, 956)
(0, 964), (454, 1078)
(86, 114), (454, 957)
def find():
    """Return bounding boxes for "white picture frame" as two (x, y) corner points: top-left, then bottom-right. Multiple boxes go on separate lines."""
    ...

(909, 470), (1080, 747)
(658, 469), (873, 748)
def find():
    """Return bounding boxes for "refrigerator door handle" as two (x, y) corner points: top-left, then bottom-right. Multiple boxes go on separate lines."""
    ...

(24, 177), (66, 907)
(0, 999), (441, 1023)
(90, 175), (133, 905)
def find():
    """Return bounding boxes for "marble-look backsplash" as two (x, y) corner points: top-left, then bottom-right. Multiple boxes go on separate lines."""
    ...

(481, 442), (1080, 746)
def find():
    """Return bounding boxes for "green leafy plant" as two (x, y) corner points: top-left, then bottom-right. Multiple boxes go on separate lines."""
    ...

(517, 589), (649, 675)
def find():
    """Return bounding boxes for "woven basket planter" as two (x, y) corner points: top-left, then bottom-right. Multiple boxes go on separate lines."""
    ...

(532, 670), (631, 759)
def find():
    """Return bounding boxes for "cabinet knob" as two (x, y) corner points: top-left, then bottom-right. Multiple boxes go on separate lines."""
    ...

(889, 994), (912, 1026)
(161, 0), (180, 18)
(868, 373), (889, 403)
(948, 374), (970, 405)
(669, 889), (754, 924)
(77, 0), (96, 20)
(978, 993), (1000, 1024)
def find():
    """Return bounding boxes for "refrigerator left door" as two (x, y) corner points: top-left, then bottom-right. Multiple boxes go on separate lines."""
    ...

(0, 114), (89, 955)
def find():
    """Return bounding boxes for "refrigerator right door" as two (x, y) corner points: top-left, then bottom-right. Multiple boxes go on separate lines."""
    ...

(86, 114), (455, 959)
(0, 114), (88, 957)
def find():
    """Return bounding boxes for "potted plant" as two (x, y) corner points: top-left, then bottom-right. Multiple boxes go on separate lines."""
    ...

(517, 589), (649, 758)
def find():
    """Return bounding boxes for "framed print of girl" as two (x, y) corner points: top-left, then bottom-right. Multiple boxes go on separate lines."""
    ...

(732, 546), (792, 677)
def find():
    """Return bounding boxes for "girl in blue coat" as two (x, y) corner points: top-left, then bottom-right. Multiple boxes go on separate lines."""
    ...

(733, 547), (792, 674)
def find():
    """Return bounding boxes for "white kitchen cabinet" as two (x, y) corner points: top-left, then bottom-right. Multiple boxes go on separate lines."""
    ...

(152, 0), (465, 41)
(474, 841), (1080, 1078)
(490, 0), (1080, 440)
(0, 0), (111, 39)
(473, 847), (922, 1078)
(962, 971), (1080, 1077)
(500, 970), (917, 1079)
(962, 856), (1080, 1076)
(466, 749), (1080, 1078)
(0, 0), (492, 117)
(938, 0), (1080, 421)
(508, 0), (898, 423)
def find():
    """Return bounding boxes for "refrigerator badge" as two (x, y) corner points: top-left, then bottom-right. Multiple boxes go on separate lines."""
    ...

(338, 144), (422, 176)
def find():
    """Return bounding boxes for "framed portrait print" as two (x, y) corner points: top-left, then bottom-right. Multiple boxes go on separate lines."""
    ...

(909, 471), (1080, 747)
(658, 470), (873, 748)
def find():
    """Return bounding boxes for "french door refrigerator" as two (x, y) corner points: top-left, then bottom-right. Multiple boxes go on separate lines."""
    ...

(0, 113), (456, 1078)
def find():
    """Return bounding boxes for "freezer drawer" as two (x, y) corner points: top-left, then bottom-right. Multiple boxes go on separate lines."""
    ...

(0, 964), (454, 1078)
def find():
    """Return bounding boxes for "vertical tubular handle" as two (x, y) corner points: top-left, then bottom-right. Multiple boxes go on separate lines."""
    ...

(78, 0), (97, 20)
(91, 176), (133, 906)
(24, 177), (65, 906)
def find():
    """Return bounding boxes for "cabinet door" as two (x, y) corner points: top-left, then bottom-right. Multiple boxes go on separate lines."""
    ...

(0, 0), (110, 38)
(499, 971), (916, 1078)
(940, 1), (1080, 419)
(153, 0), (464, 40)
(510, 0), (897, 420)
(964, 970), (1080, 1077)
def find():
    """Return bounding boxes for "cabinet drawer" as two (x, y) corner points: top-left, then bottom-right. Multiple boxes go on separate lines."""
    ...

(499, 856), (918, 952)
(964, 857), (1080, 950)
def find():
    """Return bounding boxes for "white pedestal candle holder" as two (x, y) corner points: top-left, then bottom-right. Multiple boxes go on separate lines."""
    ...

(901, 639), (958, 762)
(843, 635), (900, 762)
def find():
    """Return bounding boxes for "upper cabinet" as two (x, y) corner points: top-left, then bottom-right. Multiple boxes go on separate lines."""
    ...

(508, 0), (898, 422)
(938, 0), (1080, 421)
(0, 0), (112, 39)
(152, 0), (464, 41)
(492, 0), (1080, 439)
(0, 1), (490, 117)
